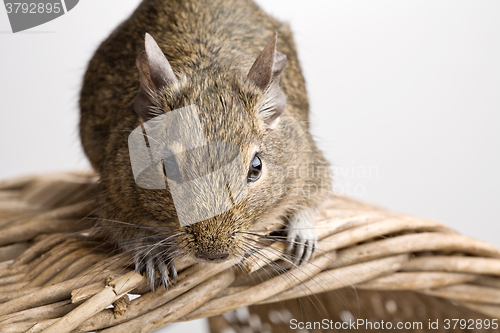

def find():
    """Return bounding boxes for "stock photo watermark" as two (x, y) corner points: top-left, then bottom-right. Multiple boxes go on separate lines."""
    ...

(128, 105), (248, 227)
(128, 105), (379, 227)
(290, 318), (499, 331)
(266, 163), (379, 199)
(3, 0), (79, 32)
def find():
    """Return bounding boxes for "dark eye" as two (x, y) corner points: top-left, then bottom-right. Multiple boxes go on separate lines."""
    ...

(162, 156), (182, 182)
(247, 155), (262, 182)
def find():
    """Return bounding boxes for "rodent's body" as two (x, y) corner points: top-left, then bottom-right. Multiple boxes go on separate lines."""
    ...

(81, 0), (308, 166)
(80, 0), (330, 288)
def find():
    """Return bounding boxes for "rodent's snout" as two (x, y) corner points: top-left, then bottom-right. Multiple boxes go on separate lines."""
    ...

(194, 251), (229, 262)
(180, 213), (245, 263)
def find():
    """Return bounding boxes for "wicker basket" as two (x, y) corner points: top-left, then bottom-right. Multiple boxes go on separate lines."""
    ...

(0, 171), (499, 332)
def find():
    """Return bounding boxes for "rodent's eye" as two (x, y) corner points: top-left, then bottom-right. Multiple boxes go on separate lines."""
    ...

(247, 155), (262, 182)
(162, 156), (182, 183)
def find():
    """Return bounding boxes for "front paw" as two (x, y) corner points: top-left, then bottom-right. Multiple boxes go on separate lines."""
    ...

(134, 252), (177, 291)
(284, 209), (317, 265)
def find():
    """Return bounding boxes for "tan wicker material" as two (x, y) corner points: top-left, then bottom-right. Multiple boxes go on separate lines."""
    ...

(209, 289), (500, 333)
(0, 171), (499, 332)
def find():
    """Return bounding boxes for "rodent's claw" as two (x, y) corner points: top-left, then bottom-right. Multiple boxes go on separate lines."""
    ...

(134, 253), (177, 291)
(285, 209), (318, 266)
(293, 235), (305, 265)
(168, 261), (178, 284)
(285, 229), (317, 266)
(302, 236), (317, 264)
(146, 258), (156, 290)
(156, 260), (168, 288)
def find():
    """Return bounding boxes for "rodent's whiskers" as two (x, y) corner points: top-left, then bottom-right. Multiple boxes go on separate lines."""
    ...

(140, 232), (184, 258)
(86, 217), (174, 231)
(241, 235), (372, 307)
(249, 235), (407, 317)
(237, 238), (331, 318)
(246, 245), (365, 320)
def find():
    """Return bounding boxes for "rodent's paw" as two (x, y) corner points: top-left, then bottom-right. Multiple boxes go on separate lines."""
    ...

(134, 253), (177, 291)
(285, 209), (317, 266)
(285, 228), (317, 266)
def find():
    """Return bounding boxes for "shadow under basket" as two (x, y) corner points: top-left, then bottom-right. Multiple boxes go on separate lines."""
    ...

(0, 171), (499, 333)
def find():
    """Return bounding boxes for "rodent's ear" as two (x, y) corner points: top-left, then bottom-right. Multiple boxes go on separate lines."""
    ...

(247, 32), (287, 125)
(134, 33), (178, 121)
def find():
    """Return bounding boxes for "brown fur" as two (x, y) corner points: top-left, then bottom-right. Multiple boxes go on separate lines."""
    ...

(80, 0), (331, 288)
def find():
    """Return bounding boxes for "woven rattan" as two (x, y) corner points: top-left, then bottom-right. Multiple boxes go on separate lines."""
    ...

(0, 172), (499, 332)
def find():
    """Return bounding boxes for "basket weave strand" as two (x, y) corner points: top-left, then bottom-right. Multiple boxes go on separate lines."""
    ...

(0, 172), (498, 332)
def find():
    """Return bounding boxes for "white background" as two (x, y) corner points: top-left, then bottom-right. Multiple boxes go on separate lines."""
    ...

(1, 1), (499, 332)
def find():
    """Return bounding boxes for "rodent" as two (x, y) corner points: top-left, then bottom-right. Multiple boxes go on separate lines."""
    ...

(79, 0), (331, 289)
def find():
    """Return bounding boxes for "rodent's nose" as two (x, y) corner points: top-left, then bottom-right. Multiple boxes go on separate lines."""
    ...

(195, 251), (229, 262)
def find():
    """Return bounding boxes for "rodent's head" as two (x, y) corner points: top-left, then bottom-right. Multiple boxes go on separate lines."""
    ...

(128, 33), (312, 264)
